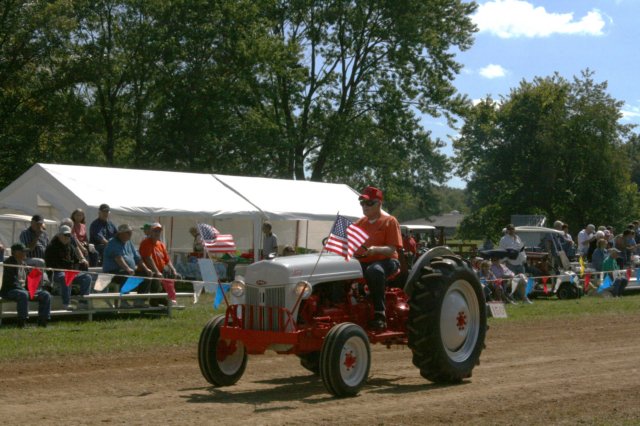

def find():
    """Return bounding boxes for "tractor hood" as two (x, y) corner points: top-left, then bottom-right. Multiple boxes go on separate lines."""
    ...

(244, 253), (363, 286)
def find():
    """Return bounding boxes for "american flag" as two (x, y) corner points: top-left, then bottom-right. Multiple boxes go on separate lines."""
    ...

(324, 215), (369, 261)
(197, 223), (237, 254)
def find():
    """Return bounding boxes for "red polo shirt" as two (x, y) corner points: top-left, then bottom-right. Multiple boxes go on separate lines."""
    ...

(354, 214), (403, 263)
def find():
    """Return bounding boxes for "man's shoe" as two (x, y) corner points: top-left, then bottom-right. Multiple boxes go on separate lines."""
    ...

(368, 314), (387, 330)
(37, 319), (48, 328)
(17, 318), (27, 329)
(524, 298), (533, 304)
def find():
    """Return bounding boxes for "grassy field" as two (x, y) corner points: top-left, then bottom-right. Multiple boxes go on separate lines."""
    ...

(1, 292), (639, 362)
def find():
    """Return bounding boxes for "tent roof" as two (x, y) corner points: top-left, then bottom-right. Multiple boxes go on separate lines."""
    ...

(0, 164), (364, 222)
(0, 164), (260, 219)
(214, 174), (362, 221)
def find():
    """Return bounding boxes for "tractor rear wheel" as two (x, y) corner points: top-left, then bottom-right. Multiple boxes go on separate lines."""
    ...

(319, 323), (370, 397)
(408, 257), (486, 383)
(198, 314), (247, 386)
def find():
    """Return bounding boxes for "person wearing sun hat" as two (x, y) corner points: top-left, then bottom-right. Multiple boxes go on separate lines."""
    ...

(1, 242), (51, 328)
(353, 186), (403, 330)
(102, 224), (153, 297)
(45, 225), (92, 310)
(139, 223), (180, 306)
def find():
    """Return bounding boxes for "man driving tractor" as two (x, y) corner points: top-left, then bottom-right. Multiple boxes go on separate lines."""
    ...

(354, 186), (403, 330)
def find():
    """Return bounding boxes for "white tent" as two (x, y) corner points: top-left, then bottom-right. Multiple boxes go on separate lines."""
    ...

(0, 164), (363, 258)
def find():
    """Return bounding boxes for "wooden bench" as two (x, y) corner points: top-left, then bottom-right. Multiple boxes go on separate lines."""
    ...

(0, 292), (194, 325)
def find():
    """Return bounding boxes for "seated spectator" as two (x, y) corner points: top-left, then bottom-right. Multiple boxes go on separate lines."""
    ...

(89, 203), (117, 264)
(499, 224), (527, 275)
(601, 248), (628, 297)
(282, 245), (296, 256)
(477, 260), (503, 302)
(44, 225), (92, 310)
(61, 217), (89, 271)
(591, 238), (608, 272)
(624, 229), (637, 266)
(402, 231), (417, 267)
(189, 226), (204, 257)
(139, 223), (179, 306)
(577, 224), (596, 259)
(1, 243), (51, 327)
(140, 223), (152, 238)
(490, 255), (532, 304)
(71, 208), (99, 266)
(560, 223), (576, 258)
(19, 214), (49, 264)
(102, 224), (153, 306)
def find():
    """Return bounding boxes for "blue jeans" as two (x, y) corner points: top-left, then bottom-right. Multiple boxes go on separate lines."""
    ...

(1, 288), (51, 320)
(361, 259), (400, 314)
(53, 272), (92, 305)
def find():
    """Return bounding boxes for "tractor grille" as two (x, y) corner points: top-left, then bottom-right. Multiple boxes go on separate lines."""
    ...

(243, 286), (286, 331)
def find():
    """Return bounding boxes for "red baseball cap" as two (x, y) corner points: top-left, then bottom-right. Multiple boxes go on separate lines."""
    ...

(359, 186), (383, 202)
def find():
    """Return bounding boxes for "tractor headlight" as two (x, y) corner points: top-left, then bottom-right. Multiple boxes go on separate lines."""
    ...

(231, 279), (245, 297)
(294, 280), (312, 299)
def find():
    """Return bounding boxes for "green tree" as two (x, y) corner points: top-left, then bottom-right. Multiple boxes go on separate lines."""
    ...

(454, 71), (638, 238)
(235, 0), (477, 211)
(0, 0), (75, 186)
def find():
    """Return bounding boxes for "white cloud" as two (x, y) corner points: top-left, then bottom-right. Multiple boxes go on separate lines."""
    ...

(474, 0), (607, 38)
(621, 104), (640, 122)
(479, 64), (508, 79)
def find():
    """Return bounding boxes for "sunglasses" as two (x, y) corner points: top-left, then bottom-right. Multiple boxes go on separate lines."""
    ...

(360, 200), (378, 207)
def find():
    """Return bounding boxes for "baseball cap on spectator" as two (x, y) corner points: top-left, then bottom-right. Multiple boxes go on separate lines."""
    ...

(140, 223), (151, 231)
(58, 225), (72, 236)
(359, 186), (383, 202)
(505, 224), (515, 231)
(595, 230), (605, 240)
(117, 224), (133, 233)
(99, 203), (110, 212)
(11, 242), (26, 252)
(586, 224), (595, 231)
(150, 222), (162, 230)
(31, 214), (44, 223)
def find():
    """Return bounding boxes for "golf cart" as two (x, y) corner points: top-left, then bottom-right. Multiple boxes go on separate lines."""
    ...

(515, 226), (581, 299)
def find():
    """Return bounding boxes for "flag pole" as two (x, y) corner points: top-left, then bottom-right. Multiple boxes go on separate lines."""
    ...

(308, 212), (340, 279)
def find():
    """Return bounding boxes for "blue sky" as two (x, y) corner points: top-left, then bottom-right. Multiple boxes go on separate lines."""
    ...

(432, 0), (640, 188)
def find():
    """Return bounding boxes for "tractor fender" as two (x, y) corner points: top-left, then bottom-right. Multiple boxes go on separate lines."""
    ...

(403, 246), (461, 297)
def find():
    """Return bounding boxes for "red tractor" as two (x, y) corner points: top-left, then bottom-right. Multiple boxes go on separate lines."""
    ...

(198, 247), (487, 397)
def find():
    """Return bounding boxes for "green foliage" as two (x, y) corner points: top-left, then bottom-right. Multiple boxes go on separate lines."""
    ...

(392, 185), (468, 221)
(0, 0), (478, 211)
(454, 71), (639, 238)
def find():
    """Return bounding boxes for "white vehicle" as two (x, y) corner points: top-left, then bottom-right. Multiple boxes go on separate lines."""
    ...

(515, 226), (582, 299)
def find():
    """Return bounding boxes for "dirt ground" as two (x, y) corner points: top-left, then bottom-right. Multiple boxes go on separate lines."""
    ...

(2, 313), (640, 425)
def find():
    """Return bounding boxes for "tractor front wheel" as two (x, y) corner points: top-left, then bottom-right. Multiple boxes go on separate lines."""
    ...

(408, 257), (486, 384)
(198, 314), (247, 386)
(319, 323), (370, 397)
